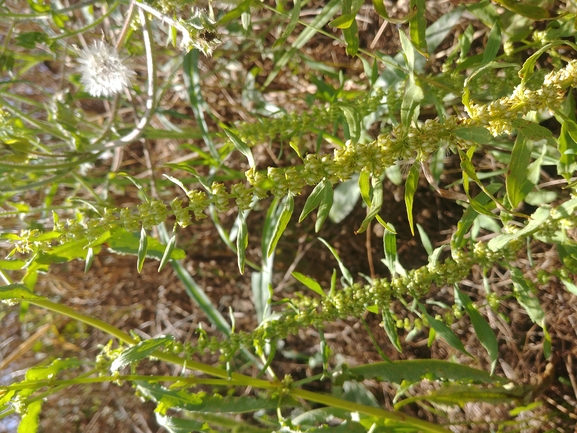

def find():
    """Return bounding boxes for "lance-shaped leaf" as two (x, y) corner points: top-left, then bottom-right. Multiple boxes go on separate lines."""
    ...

(419, 304), (473, 358)
(454, 286), (498, 374)
(266, 194), (294, 257)
(404, 162), (420, 235)
(111, 335), (175, 373)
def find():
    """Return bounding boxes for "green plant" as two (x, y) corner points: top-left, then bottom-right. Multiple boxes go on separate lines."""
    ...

(1, 0), (577, 432)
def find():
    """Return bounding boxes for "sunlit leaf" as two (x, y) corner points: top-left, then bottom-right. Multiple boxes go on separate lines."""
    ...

(292, 272), (325, 297)
(111, 336), (175, 373)
(404, 162), (420, 235)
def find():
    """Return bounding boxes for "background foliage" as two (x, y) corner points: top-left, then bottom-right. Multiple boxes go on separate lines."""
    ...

(1, 0), (577, 432)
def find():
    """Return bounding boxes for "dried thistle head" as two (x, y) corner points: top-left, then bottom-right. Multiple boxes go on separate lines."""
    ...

(77, 41), (135, 97)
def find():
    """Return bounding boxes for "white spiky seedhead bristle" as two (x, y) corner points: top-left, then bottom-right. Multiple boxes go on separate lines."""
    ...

(77, 41), (135, 97)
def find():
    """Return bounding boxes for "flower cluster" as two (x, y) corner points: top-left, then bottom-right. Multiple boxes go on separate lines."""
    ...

(181, 198), (577, 360)
(233, 90), (385, 147)
(464, 60), (577, 135)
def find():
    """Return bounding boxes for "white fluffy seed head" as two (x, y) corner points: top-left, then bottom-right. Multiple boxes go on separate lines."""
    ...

(77, 41), (135, 97)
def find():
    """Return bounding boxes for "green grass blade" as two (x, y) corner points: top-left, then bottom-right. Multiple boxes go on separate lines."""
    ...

(137, 227), (148, 273)
(158, 235), (176, 272)
(237, 212), (249, 274)
(182, 50), (220, 162)
(224, 129), (255, 168)
(409, 0), (427, 54)
(274, 0), (301, 48)
(318, 238), (354, 287)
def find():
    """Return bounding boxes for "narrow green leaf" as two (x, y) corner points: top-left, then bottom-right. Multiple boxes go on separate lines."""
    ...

(488, 206), (550, 251)
(111, 335), (175, 373)
(236, 214), (248, 274)
(399, 28), (416, 72)
(273, 0), (301, 48)
(159, 235), (177, 272)
(383, 227), (398, 275)
(382, 309), (402, 353)
(416, 224), (433, 256)
(225, 129), (255, 168)
(218, 0), (254, 25)
(452, 184), (501, 249)
(107, 228), (185, 261)
(493, 0), (549, 20)
(155, 413), (204, 433)
(409, 0), (427, 54)
(359, 170), (371, 205)
(372, 0), (390, 20)
(138, 382), (293, 412)
(562, 278), (577, 296)
(340, 106), (361, 142)
(349, 358), (499, 383)
(264, 0), (341, 87)
(299, 180), (326, 222)
(330, 13), (355, 29)
(506, 133), (533, 208)
(453, 126), (493, 144)
(401, 74), (424, 128)
(510, 269), (545, 326)
(329, 175), (360, 223)
(0, 284), (44, 301)
(454, 286), (498, 374)
(292, 271), (325, 297)
(425, 7), (463, 53)
(319, 238), (354, 287)
(343, 19), (360, 56)
(316, 180), (334, 232)
(404, 162), (420, 236)
(419, 304), (473, 357)
(481, 21), (501, 65)
(84, 247), (95, 273)
(137, 227), (148, 273)
(518, 42), (560, 83)
(357, 174), (384, 234)
(266, 194), (294, 257)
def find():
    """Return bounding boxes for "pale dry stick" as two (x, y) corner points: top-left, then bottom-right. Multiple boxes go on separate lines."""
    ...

(97, 4), (156, 150)
(0, 322), (56, 371)
(369, 19), (388, 50)
(566, 354), (577, 402)
(276, 235), (316, 293)
(365, 219), (375, 280)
